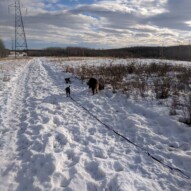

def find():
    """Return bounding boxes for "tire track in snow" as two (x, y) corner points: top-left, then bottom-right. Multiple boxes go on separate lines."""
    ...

(0, 59), (35, 190)
(1, 58), (56, 191)
(14, 59), (56, 191)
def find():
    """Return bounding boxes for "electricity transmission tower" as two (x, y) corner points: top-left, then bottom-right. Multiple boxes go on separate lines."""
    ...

(9, 0), (28, 58)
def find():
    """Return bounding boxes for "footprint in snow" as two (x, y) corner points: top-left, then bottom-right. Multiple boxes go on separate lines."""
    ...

(53, 133), (68, 153)
(88, 128), (96, 135)
(113, 161), (124, 172)
(85, 161), (106, 181)
(40, 116), (50, 124)
(31, 140), (45, 152)
(65, 149), (80, 167)
(53, 116), (61, 126)
(52, 172), (71, 188)
(86, 182), (99, 191)
(94, 148), (107, 159)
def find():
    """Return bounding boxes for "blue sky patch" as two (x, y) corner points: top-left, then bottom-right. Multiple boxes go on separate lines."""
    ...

(58, 0), (95, 7)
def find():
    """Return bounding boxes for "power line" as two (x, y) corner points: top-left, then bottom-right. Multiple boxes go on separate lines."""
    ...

(9, 0), (28, 58)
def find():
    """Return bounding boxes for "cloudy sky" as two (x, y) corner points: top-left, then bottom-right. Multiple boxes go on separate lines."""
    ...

(1, 0), (191, 49)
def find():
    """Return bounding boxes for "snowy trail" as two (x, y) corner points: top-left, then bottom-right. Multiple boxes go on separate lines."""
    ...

(0, 58), (190, 191)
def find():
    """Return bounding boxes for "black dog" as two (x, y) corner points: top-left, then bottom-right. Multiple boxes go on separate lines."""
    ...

(65, 78), (71, 84)
(65, 86), (70, 97)
(87, 78), (99, 95)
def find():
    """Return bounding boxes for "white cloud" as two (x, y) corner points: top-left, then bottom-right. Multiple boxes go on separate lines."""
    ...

(185, 21), (191, 27)
(1, 0), (191, 48)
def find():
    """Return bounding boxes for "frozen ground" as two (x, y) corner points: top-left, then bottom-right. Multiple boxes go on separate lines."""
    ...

(0, 58), (191, 191)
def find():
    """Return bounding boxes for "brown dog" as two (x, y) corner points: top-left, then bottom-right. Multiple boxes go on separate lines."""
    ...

(87, 78), (103, 95)
(98, 77), (104, 90)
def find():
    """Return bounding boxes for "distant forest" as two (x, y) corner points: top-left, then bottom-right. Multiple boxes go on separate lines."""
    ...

(25, 45), (191, 61)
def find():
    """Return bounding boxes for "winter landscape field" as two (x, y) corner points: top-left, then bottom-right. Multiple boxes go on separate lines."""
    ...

(0, 57), (191, 191)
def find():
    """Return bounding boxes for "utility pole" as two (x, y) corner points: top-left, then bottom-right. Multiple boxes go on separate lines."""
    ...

(9, 0), (28, 58)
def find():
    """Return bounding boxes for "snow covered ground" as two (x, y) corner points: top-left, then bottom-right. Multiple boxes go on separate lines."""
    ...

(0, 57), (191, 191)
(51, 57), (191, 67)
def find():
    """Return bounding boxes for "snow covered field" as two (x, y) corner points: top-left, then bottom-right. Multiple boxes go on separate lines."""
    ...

(0, 57), (191, 191)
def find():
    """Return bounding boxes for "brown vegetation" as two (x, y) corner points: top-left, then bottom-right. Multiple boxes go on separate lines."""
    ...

(59, 59), (191, 126)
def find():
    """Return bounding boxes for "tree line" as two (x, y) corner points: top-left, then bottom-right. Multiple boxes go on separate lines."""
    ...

(27, 45), (191, 61)
(1, 37), (191, 61)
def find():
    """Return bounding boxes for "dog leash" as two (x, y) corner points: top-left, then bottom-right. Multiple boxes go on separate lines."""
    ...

(70, 96), (190, 180)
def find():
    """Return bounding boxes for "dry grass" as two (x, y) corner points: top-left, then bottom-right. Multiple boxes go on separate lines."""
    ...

(54, 59), (191, 126)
